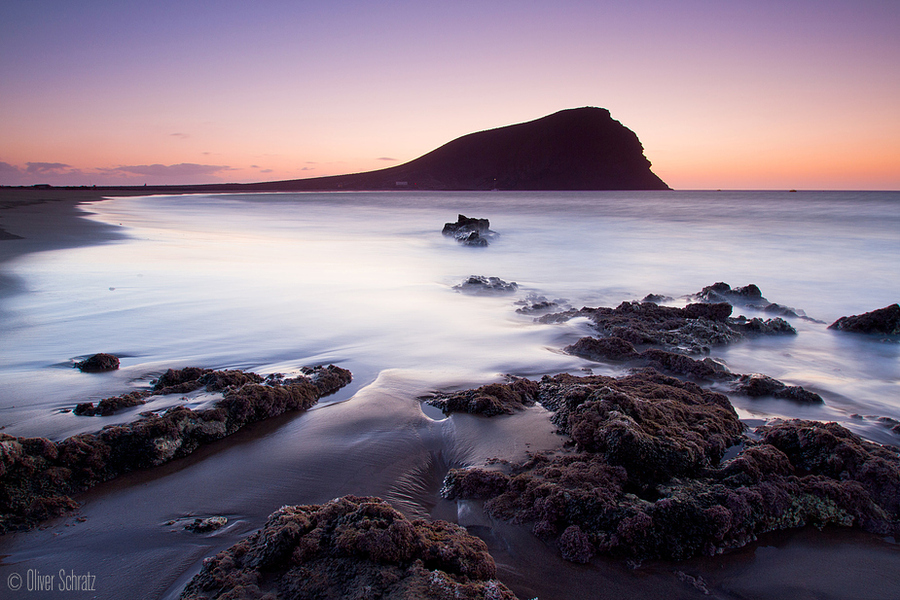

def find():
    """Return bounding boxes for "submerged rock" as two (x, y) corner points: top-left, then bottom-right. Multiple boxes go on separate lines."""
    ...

(74, 353), (120, 373)
(453, 276), (518, 295)
(442, 215), (495, 247)
(185, 516), (228, 533)
(828, 304), (900, 335)
(0, 365), (352, 533)
(179, 496), (517, 600)
(441, 371), (900, 563)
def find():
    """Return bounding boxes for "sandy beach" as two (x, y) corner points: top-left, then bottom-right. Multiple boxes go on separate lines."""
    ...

(1, 188), (898, 600)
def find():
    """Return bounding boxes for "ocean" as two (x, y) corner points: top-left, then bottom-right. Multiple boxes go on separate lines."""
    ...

(0, 190), (898, 599)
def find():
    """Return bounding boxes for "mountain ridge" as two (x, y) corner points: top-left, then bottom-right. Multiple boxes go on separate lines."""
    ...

(251, 107), (669, 191)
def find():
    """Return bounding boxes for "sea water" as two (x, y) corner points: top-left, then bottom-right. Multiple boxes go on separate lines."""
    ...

(1, 190), (899, 600)
(0, 190), (898, 442)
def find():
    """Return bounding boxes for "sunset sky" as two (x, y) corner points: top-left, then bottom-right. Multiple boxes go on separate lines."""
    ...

(1, 0), (898, 190)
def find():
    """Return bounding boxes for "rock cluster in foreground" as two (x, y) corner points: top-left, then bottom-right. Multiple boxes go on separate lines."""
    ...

(440, 370), (900, 563)
(0, 365), (351, 532)
(179, 495), (517, 600)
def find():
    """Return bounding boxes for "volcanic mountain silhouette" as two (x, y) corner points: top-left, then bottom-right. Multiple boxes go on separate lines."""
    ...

(245, 107), (669, 191)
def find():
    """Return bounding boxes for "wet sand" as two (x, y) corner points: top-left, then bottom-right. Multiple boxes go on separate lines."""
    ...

(1, 189), (898, 599)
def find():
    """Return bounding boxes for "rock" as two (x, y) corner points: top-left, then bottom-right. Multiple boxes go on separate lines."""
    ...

(178, 496), (517, 600)
(0, 365), (352, 533)
(729, 374), (823, 404)
(441, 372), (900, 563)
(424, 378), (538, 417)
(641, 294), (673, 304)
(828, 304), (900, 335)
(453, 276), (517, 295)
(564, 337), (732, 381)
(73, 391), (151, 416)
(565, 336), (640, 362)
(729, 316), (796, 335)
(185, 516), (227, 533)
(539, 301), (741, 353)
(693, 282), (765, 305)
(442, 215), (494, 247)
(515, 293), (563, 314)
(74, 353), (119, 372)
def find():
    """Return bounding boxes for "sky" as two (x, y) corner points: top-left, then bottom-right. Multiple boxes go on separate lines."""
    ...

(1, 0), (898, 190)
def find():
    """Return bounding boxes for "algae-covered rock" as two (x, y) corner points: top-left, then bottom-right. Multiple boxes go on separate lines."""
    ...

(75, 353), (120, 372)
(179, 496), (518, 600)
(0, 365), (352, 533)
(441, 371), (900, 563)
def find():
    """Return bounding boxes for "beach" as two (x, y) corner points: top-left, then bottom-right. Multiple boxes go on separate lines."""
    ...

(1, 188), (898, 599)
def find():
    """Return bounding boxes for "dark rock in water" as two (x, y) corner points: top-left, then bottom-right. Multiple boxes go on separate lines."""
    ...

(565, 336), (641, 362)
(639, 349), (733, 381)
(74, 391), (151, 416)
(75, 368), (268, 417)
(453, 276), (517, 295)
(424, 378), (538, 417)
(0, 365), (352, 533)
(441, 371), (900, 563)
(694, 282), (765, 305)
(540, 301), (753, 355)
(729, 373), (823, 404)
(74, 353), (119, 372)
(515, 293), (563, 314)
(829, 304), (900, 335)
(729, 316), (797, 335)
(442, 215), (494, 246)
(178, 496), (517, 600)
(641, 293), (673, 304)
(185, 516), (227, 533)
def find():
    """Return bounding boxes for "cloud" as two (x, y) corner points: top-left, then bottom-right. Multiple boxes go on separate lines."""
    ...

(170, 133), (190, 139)
(26, 162), (72, 174)
(377, 157), (398, 162)
(259, 169), (273, 173)
(104, 163), (234, 178)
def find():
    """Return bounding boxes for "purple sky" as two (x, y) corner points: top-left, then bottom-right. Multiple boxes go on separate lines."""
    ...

(2, 0), (898, 189)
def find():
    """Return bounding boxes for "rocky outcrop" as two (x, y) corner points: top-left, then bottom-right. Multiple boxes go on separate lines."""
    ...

(440, 371), (900, 563)
(829, 304), (900, 335)
(0, 365), (351, 533)
(74, 353), (120, 372)
(690, 282), (821, 322)
(424, 378), (538, 417)
(442, 215), (494, 247)
(453, 276), (517, 295)
(179, 496), (518, 600)
(727, 374), (823, 404)
(563, 337), (822, 402)
(539, 299), (794, 356)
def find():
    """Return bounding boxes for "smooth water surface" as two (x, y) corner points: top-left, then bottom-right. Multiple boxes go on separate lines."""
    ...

(1, 190), (899, 600)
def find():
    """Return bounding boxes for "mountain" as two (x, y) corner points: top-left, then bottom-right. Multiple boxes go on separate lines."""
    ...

(243, 107), (669, 191)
